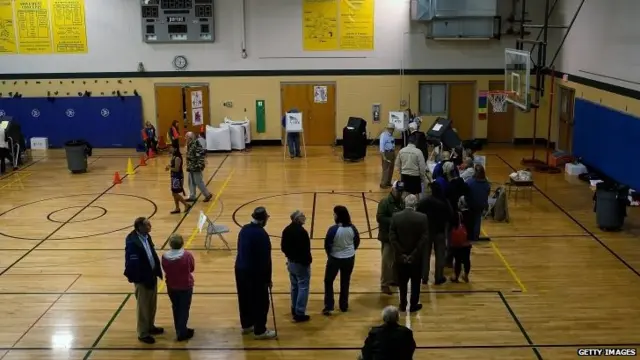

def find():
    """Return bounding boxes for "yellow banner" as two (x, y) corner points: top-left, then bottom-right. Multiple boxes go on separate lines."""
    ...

(51, 0), (87, 53)
(15, 0), (52, 54)
(0, 0), (17, 53)
(339, 0), (374, 50)
(302, 0), (338, 51)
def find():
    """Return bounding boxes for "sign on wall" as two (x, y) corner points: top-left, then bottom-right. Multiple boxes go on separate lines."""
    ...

(0, 0), (87, 55)
(302, 0), (374, 51)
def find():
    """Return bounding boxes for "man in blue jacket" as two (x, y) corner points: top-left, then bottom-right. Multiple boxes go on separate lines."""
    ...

(124, 217), (164, 344)
(282, 108), (301, 158)
(235, 207), (277, 340)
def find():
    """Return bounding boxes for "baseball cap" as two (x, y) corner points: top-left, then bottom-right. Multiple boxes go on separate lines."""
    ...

(392, 180), (405, 191)
(251, 206), (270, 221)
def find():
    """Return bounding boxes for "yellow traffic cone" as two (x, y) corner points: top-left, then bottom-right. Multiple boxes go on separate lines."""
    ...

(126, 158), (135, 175)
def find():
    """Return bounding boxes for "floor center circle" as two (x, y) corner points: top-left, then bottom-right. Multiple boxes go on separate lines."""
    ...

(47, 206), (108, 224)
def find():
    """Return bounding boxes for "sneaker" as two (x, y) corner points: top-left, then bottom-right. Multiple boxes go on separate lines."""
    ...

(203, 194), (213, 202)
(241, 326), (254, 335)
(149, 327), (164, 335)
(461, 273), (469, 283)
(138, 336), (155, 344)
(409, 304), (423, 313)
(254, 329), (277, 340)
(293, 314), (311, 322)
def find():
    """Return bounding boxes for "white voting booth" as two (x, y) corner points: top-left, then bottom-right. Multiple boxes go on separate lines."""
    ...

(283, 112), (307, 159)
(205, 125), (232, 151)
(222, 117), (251, 150)
(197, 211), (231, 250)
(389, 111), (408, 131)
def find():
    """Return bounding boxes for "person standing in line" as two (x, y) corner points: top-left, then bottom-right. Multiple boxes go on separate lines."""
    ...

(185, 132), (213, 203)
(142, 121), (158, 157)
(449, 215), (473, 283)
(441, 161), (468, 267)
(389, 195), (428, 312)
(376, 181), (405, 295)
(465, 164), (491, 241)
(459, 157), (476, 182)
(161, 234), (195, 341)
(379, 123), (396, 188)
(166, 147), (191, 214)
(323, 205), (360, 315)
(234, 207), (277, 340)
(416, 181), (452, 285)
(395, 136), (427, 196)
(282, 108), (301, 158)
(358, 306), (416, 360)
(124, 217), (164, 344)
(281, 210), (312, 322)
(168, 120), (181, 150)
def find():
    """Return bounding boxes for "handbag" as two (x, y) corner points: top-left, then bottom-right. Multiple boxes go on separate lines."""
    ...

(450, 213), (469, 248)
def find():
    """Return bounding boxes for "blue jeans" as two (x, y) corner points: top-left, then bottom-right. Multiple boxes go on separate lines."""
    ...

(287, 262), (310, 316)
(471, 211), (483, 241)
(287, 132), (301, 157)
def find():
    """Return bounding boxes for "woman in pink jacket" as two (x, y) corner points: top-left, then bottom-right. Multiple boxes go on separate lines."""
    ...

(162, 234), (195, 341)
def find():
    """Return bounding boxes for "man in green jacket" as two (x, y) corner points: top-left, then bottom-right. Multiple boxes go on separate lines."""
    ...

(376, 181), (405, 294)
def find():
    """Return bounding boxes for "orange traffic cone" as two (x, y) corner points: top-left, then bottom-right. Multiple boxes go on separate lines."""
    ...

(139, 155), (147, 166)
(113, 172), (122, 184)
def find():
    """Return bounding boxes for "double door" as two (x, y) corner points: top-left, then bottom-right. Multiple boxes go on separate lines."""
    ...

(155, 84), (211, 146)
(280, 83), (336, 145)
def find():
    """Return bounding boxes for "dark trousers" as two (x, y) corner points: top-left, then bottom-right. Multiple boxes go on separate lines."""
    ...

(235, 269), (270, 335)
(396, 261), (422, 307)
(145, 139), (158, 155)
(171, 139), (180, 150)
(452, 246), (471, 277)
(323, 256), (355, 311)
(401, 173), (422, 195)
(423, 232), (446, 282)
(167, 288), (193, 338)
(0, 147), (11, 174)
(287, 132), (301, 157)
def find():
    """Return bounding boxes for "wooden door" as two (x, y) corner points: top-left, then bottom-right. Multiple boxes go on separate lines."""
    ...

(557, 86), (575, 153)
(448, 83), (475, 140)
(487, 81), (515, 143)
(281, 84), (312, 144)
(184, 86), (210, 136)
(155, 85), (184, 145)
(307, 84), (336, 145)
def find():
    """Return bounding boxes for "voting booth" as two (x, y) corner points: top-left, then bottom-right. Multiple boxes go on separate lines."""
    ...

(205, 125), (232, 152)
(283, 112), (307, 159)
(222, 117), (251, 151)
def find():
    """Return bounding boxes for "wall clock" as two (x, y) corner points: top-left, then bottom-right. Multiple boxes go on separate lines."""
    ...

(173, 55), (188, 70)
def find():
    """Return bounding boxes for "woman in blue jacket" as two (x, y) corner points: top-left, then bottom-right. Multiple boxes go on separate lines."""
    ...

(465, 165), (491, 241)
(323, 205), (360, 315)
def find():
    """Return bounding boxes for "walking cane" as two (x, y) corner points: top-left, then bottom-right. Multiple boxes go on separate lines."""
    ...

(269, 285), (278, 338)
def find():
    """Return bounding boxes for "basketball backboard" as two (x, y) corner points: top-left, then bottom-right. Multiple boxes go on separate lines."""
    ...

(504, 48), (531, 111)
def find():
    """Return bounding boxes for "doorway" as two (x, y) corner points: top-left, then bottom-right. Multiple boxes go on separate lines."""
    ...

(155, 84), (211, 146)
(486, 81), (515, 143)
(557, 86), (575, 153)
(280, 83), (336, 145)
(448, 82), (475, 140)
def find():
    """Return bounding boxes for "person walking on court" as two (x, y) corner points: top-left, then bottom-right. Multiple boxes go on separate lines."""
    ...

(395, 136), (427, 196)
(166, 147), (191, 214)
(282, 108), (302, 158)
(358, 306), (416, 360)
(281, 210), (312, 322)
(185, 132), (213, 203)
(161, 234), (195, 341)
(416, 181), (452, 285)
(124, 217), (164, 344)
(235, 207), (277, 340)
(376, 181), (405, 294)
(323, 205), (360, 315)
(379, 123), (396, 188)
(168, 120), (181, 150)
(389, 195), (428, 312)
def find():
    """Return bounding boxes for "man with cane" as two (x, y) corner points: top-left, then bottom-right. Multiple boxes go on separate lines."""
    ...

(234, 207), (277, 340)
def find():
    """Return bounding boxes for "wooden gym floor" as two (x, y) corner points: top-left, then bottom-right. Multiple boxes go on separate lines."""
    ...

(0, 146), (638, 360)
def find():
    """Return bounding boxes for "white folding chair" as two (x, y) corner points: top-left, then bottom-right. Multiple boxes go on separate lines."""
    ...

(198, 211), (231, 250)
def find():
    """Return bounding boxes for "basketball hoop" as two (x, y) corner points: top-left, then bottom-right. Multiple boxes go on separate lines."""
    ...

(487, 91), (514, 113)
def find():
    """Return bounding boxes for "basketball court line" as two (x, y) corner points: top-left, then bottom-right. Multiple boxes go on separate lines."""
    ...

(0, 157), (45, 181)
(493, 154), (640, 279)
(0, 172), (32, 190)
(0, 164), (142, 277)
(361, 192), (373, 238)
(160, 155), (229, 249)
(309, 193), (317, 238)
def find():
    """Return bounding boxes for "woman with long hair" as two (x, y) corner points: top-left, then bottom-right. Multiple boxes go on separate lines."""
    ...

(323, 205), (360, 315)
(165, 147), (191, 214)
(168, 120), (181, 150)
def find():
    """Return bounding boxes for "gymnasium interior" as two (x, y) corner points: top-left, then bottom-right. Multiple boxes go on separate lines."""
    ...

(0, 0), (639, 359)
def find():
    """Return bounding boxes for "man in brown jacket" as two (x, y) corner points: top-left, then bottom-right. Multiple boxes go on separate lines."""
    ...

(389, 195), (428, 312)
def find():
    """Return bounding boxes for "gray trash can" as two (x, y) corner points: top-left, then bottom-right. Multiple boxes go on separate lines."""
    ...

(64, 140), (89, 173)
(595, 183), (628, 231)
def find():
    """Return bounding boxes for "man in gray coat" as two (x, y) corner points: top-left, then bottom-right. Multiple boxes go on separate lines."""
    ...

(389, 195), (428, 312)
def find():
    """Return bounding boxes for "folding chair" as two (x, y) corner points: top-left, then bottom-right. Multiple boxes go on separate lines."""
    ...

(198, 211), (231, 250)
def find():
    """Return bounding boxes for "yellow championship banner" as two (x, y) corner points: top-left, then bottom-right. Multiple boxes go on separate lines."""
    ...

(302, 0), (338, 51)
(0, 0), (17, 53)
(338, 0), (374, 50)
(51, 0), (87, 53)
(15, 0), (52, 54)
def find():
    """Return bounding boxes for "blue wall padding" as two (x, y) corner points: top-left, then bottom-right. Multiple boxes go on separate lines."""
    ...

(573, 98), (640, 190)
(0, 96), (142, 148)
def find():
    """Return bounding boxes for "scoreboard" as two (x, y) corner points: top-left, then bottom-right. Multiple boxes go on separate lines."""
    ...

(141, 0), (215, 43)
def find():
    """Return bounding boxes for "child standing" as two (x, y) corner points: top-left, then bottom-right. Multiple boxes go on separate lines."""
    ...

(449, 213), (472, 283)
(162, 234), (195, 341)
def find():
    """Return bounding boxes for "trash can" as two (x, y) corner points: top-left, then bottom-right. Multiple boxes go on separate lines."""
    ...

(64, 140), (89, 173)
(594, 182), (628, 231)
